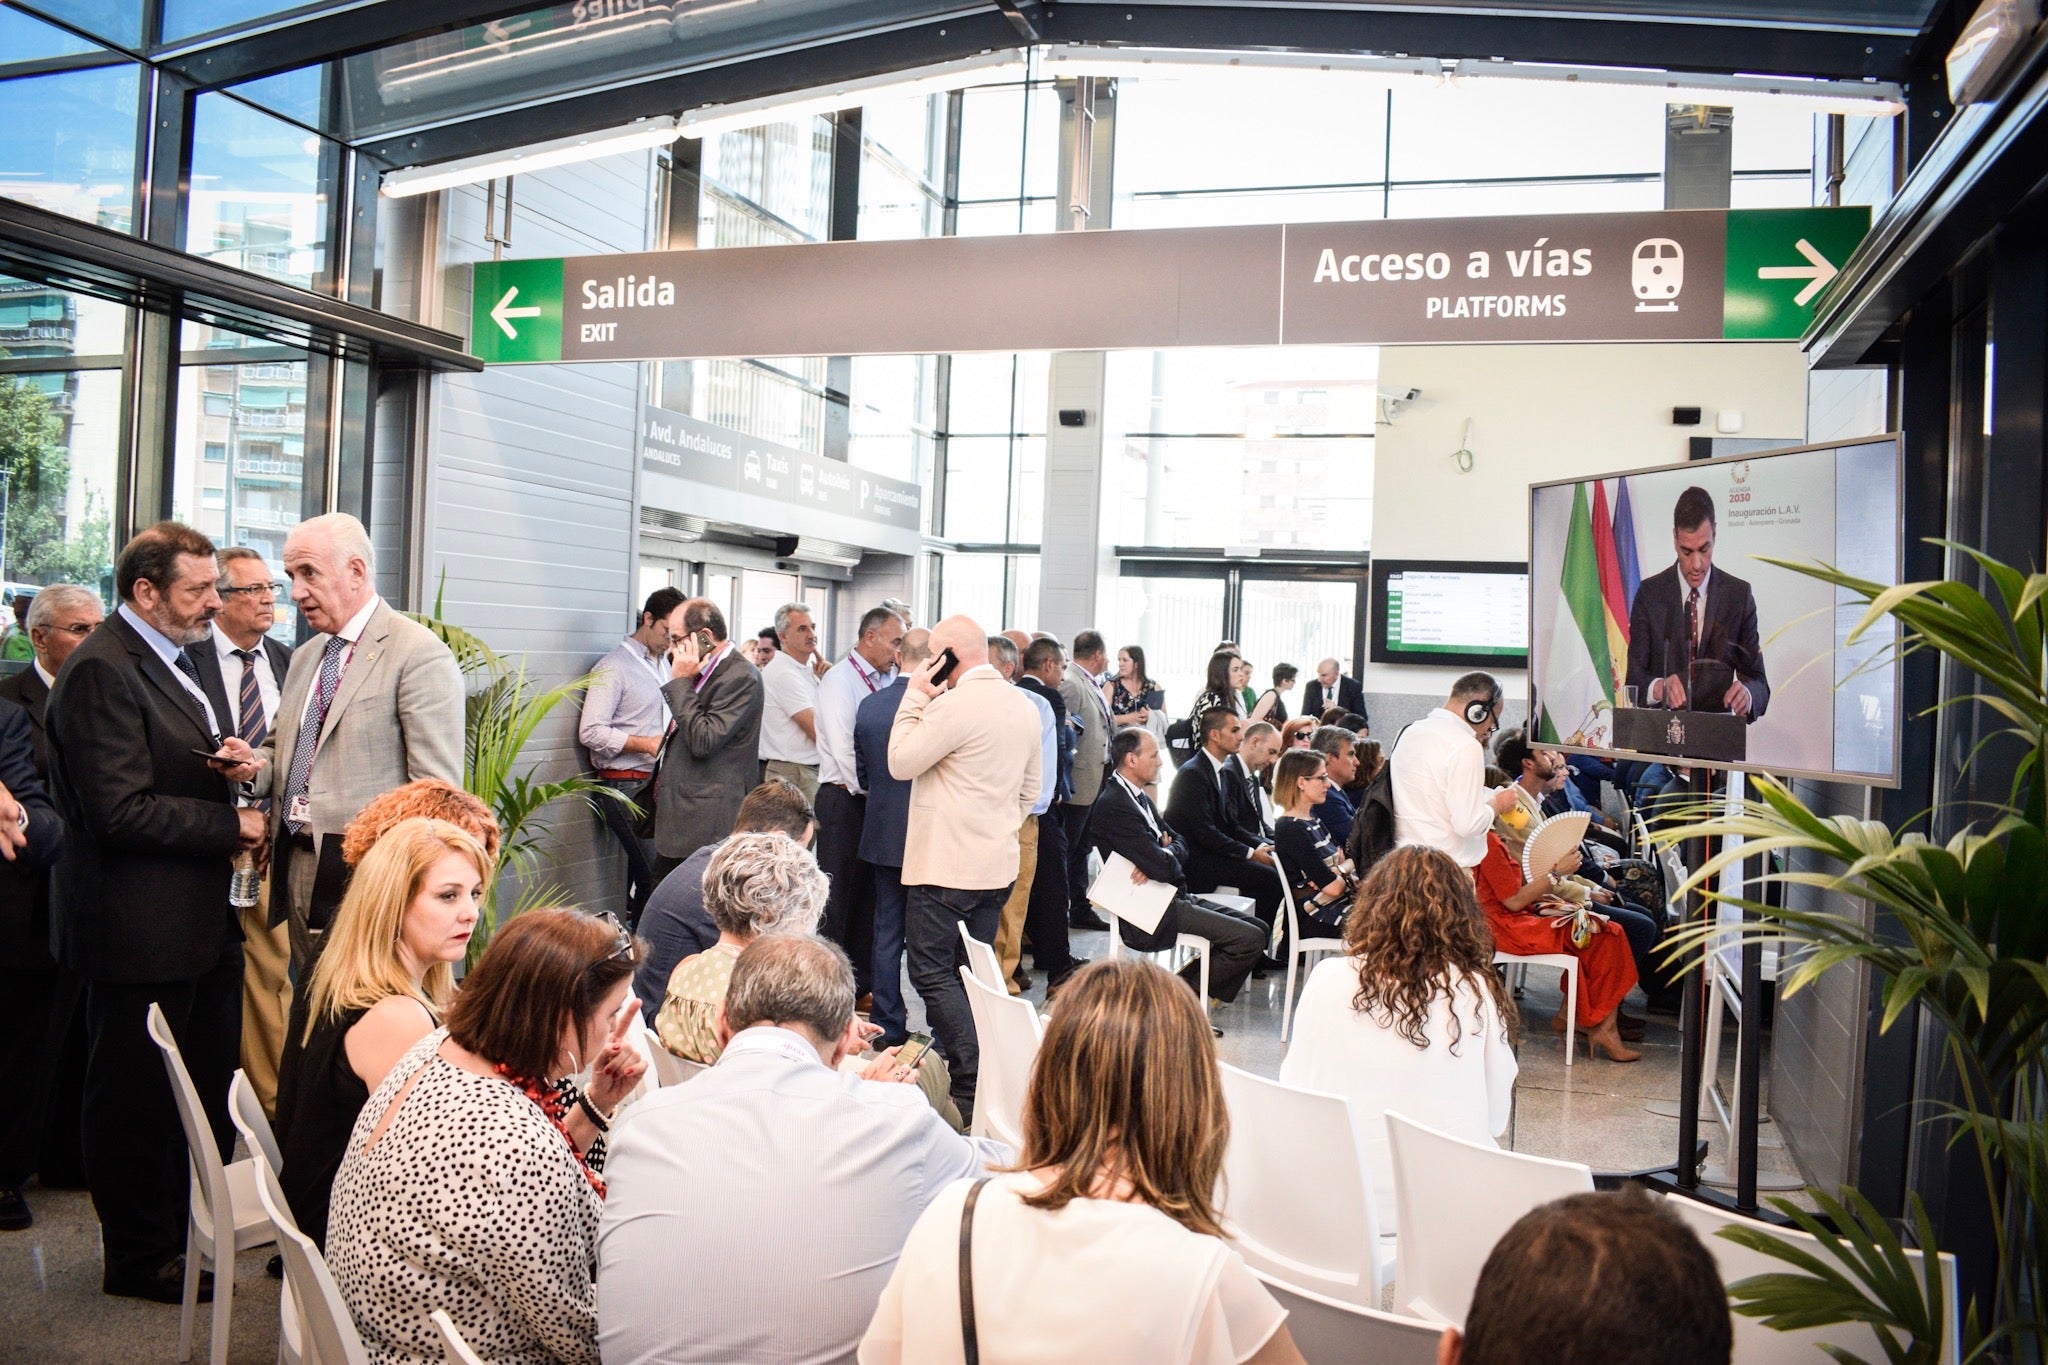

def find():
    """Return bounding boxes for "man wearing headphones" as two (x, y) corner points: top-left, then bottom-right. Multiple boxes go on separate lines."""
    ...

(1388, 671), (1521, 872)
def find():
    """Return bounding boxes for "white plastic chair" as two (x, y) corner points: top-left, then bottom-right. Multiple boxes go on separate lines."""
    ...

(1492, 948), (1579, 1065)
(431, 1308), (488, 1365)
(226, 1070), (302, 1365)
(1277, 876), (1348, 1043)
(635, 1025), (705, 1088)
(228, 1069), (283, 1175)
(1217, 1064), (1392, 1308)
(147, 1002), (280, 1365)
(1385, 1110), (1594, 1326)
(249, 1158), (371, 1365)
(957, 921), (1004, 992)
(958, 966), (1043, 1149)
(1253, 1272), (1442, 1365)
(1665, 1195), (1962, 1365)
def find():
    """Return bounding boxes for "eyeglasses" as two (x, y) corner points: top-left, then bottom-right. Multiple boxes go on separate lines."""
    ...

(220, 581), (285, 598)
(44, 621), (98, 638)
(1304, 773), (1331, 785)
(591, 910), (635, 963)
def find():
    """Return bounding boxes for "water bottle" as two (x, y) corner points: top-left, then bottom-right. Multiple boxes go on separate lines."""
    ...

(230, 849), (260, 909)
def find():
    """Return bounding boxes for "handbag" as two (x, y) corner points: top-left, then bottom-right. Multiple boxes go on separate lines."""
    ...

(958, 1178), (991, 1364)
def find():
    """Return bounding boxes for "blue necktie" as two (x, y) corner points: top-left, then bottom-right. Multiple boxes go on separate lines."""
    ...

(283, 636), (347, 834)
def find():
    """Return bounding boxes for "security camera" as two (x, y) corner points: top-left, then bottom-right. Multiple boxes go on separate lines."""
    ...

(1377, 386), (1425, 424)
(1378, 387), (1422, 403)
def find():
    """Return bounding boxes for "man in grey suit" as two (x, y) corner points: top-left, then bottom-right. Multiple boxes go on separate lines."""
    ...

(218, 513), (464, 975)
(1058, 629), (1114, 932)
(652, 597), (765, 882)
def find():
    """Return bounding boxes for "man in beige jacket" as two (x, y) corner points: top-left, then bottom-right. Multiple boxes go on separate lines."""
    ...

(888, 616), (1040, 1122)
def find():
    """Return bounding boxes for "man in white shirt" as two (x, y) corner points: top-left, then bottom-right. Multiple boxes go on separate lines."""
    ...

(813, 605), (905, 1011)
(1388, 672), (1519, 871)
(578, 587), (683, 923)
(597, 934), (1004, 1365)
(758, 603), (825, 802)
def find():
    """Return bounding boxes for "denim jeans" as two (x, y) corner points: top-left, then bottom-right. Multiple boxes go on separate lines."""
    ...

(904, 882), (1009, 1110)
(867, 861), (909, 1040)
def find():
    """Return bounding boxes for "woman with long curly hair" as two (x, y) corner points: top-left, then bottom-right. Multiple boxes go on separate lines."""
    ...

(862, 958), (1304, 1363)
(1279, 845), (1518, 1233)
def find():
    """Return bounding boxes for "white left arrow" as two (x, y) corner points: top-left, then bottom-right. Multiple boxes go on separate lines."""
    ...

(1757, 237), (1838, 307)
(490, 286), (543, 340)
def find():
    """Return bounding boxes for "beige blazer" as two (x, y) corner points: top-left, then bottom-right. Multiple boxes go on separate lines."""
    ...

(887, 666), (1042, 891)
(257, 599), (464, 891)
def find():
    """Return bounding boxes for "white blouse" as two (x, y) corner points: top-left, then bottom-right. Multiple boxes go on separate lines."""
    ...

(860, 1173), (1285, 1365)
(327, 1029), (603, 1365)
(1279, 957), (1517, 1233)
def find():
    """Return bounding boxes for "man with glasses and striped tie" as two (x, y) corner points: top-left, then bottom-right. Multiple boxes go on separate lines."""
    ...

(187, 548), (294, 1118)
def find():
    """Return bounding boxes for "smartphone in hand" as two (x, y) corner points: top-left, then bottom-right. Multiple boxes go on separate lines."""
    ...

(929, 647), (961, 687)
(893, 1033), (935, 1071)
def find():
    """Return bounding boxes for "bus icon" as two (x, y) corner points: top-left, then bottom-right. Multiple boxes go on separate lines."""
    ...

(1632, 238), (1683, 312)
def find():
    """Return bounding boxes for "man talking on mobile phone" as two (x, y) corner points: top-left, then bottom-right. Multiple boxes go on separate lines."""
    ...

(886, 616), (1040, 1127)
(651, 599), (764, 885)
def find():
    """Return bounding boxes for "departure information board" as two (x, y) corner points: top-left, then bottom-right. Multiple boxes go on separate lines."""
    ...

(1371, 560), (1529, 669)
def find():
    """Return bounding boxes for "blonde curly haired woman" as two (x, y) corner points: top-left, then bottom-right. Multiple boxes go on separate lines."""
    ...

(273, 817), (488, 1246)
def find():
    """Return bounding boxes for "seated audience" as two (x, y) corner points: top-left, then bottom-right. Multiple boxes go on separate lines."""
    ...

(1278, 716), (1317, 752)
(274, 817), (488, 1248)
(598, 935), (1006, 1364)
(1250, 663), (1296, 725)
(1164, 708), (1283, 940)
(656, 831), (828, 1064)
(1475, 830), (1641, 1062)
(631, 779), (815, 1019)
(1443, 1188), (1732, 1365)
(328, 909), (646, 1365)
(1240, 719), (1281, 819)
(1280, 846), (1517, 1232)
(1306, 725), (1360, 846)
(1088, 728), (1266, 1016)
(861, 959), (1303, 1364)
(1269, 749), (1352, 938)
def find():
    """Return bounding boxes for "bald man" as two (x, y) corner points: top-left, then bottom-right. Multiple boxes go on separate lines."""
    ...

(888, 616), (1041, 1121)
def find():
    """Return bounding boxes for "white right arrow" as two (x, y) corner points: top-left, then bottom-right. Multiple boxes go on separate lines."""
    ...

(1757, 237), (1838, 307)
(490, 286), (543, 340)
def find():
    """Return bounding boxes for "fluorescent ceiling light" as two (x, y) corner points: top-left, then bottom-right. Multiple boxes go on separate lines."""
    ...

(380, 116), (683, 197)
(1040, 44), (1903, 116)
(678, 49), (1026, 140)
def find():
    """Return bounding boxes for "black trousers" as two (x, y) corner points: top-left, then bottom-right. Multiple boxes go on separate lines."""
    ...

(82, 936), (242, 1280)
(1185, 850), (1284, 935)
(596, 774), (658, 925)
(0, 963), (83, 1190)
(904, 883), (1007, 1111)
(1023, 809), (1078, 978)
(1122, 896), (1268, 1003)
(1058, 799), (1096, 920)
(814, 783), (874, 997)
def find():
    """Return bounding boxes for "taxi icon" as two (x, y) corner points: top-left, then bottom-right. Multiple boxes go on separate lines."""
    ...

(1632, 238), (1683, 312)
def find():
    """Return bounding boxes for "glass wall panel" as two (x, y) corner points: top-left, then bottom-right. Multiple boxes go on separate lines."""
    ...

(953, 199), (1057, 236)
(941, 435), (1011, 542)
(161, 0), (344, 43)
(1117, 187), (1386, 230)
(5, 0), (142, 51)
(938, 552), (1005, 629)
(1100, 574), (1228, 722)
(861, 94), (943, 187)
(172, 351), (311, 567)
(956, 83), (1059, 204)
(857, 151), (939, 240)
(1238, 578), (1359, 701)
(1733, 105), (1819, 172)
(1, 277), (127, 362)
(0, 57), (139, 232)
(699, 118), (833, 244)
(1387, 178), (1663, 219)
(186, 94), (330, 288)
(0, 366), (122, 594)
(1116, 72), (1389, 195)
(847, 352), (935, 490)
(1388, 83), (1663, 183)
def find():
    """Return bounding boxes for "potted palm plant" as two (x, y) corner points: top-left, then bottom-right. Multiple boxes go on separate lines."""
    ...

(1655, 543), (2046, 1363)
(409, 585), (629, 966)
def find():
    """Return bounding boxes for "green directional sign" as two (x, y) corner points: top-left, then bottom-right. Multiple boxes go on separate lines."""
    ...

(1722, 206), (1870, 340)
(471, 257), (564, 365)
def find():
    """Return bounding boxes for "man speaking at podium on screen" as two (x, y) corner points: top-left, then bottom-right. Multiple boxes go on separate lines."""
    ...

(1625, 486), (1770, 722)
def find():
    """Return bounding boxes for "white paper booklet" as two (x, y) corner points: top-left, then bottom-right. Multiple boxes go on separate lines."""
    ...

(1087, 852), (1176, 935)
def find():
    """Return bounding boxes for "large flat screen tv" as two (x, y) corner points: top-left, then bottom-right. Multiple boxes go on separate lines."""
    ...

(1526, 435), (1902, 785)
(1370, 559), (1530, 670)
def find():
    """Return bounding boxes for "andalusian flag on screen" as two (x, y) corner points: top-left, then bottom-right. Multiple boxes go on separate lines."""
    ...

(1536, 481), (1618, 746)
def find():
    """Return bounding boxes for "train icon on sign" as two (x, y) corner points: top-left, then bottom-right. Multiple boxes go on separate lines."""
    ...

(1631, 238), (1683, 312)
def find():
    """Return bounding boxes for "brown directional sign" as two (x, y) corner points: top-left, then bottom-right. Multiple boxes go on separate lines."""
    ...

(469, 207), (1867, 363)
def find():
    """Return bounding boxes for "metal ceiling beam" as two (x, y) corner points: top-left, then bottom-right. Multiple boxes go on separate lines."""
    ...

(1807, 25), (2048, 367)
(157, 0), (556, 90)
(361, 10), (1023, 167)
(992, 0), (1044, 42)
(1040, 3), (1917, 83)
(0, 196), (480, 371)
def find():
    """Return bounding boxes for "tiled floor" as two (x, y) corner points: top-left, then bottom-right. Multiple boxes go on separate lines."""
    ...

(0, 923), (1803, 1362)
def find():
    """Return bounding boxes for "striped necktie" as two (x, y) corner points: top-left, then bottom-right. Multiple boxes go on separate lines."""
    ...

(283, 635), (347, 834)
(234, 649), (271, 812)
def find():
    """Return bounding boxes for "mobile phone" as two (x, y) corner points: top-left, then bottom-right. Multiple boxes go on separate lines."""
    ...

(893, 1033), (935, 1071)
(190, 747), (231, 763)
(929, 647), (961, 687)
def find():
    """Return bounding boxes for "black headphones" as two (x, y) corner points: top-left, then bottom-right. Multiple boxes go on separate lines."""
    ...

(1464, 679), (1503, 727)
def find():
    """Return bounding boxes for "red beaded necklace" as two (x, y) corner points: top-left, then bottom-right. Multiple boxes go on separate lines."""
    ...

(496, 1064), (606, 1199)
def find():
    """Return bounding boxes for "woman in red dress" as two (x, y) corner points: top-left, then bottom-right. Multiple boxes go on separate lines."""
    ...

(1473, 830), (1640, 1062)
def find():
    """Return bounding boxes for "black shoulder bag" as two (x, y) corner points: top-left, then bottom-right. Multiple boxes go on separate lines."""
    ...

(958, 1178), (991, 1363)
